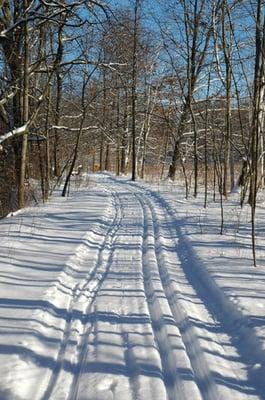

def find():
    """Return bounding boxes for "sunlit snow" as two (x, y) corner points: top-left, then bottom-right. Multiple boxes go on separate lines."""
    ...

(0, 173), (265, 400)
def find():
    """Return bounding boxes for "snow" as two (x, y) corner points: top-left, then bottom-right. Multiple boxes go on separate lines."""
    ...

(0, 173), (265, 399)
(0, 124), (28, 144)
(51, 126), (99, 132)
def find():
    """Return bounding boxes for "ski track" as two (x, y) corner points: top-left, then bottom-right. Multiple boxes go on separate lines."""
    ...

(136, 191), (203, 400)
(68, 190), (123, 400)
(104, 176), (263, 400)
(9, 175), (265, 400)
(41, 189), (123, 399)
(140, 183), (265, 397)
(133, 180), (264, 400)
(134, 189), (254, 400)
(72, 184), (168, 400)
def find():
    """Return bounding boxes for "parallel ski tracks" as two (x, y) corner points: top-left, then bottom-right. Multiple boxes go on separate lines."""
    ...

(136, 190), (218, 399)
(42, 178), (263, 400)
(134, 190), (202, 400)
(125, 181), (262, 400)
(42, 189), (123, 400)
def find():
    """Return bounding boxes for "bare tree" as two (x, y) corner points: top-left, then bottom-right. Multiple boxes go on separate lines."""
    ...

(249, 0), (265, 267)
(159, 0), (217, 191)
(131, 0), (141, 181)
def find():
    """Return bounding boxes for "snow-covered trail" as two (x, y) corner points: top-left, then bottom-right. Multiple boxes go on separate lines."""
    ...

(0, 174), (264, 400)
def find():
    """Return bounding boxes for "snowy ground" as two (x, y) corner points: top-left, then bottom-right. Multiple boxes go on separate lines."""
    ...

(1, 173), (265, 400)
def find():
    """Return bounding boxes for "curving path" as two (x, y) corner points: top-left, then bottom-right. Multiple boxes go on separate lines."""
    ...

(0, 174), (264, 400)
(43, 176), (264, 400)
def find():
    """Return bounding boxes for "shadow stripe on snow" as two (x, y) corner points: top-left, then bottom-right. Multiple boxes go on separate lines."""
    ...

(140, 183), (265, 396)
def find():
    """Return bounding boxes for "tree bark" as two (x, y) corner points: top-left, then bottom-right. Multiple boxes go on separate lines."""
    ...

(18, 0), (29, 209)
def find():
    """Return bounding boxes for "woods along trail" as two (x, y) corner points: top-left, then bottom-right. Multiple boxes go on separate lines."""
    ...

(0, 174), (264, 400)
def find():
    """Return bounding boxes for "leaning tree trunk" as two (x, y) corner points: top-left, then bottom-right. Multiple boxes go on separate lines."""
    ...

(168, 106), (189, 180)
(61, 120), (84, 197)
(222, 1), (233, 199)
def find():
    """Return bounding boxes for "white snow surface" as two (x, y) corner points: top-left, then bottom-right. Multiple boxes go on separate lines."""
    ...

(1, 173), (265, 400)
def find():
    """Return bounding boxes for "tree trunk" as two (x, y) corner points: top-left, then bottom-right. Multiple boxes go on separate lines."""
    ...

(53, 71), (63, 177)
(222, 3), (232, 199)
(121, 88), (128, 174)
(168, 106), (188, 180)
(105, 142), (110, 171)
(62, 120), (84, 197)
(131, 0), (140, 181)
(249, 0), (265, 266)
(18, 0), (29, 209)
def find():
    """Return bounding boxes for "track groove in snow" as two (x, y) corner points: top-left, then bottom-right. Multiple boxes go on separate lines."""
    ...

(69, 191), (123, 400)
(139, 190), (230, 399)
(132, 181), (264, 400)
(42, 189), (123, 399)
(71, 185), (168, 400)
(1, 174), (265, 400)
(136, 191), (202, 400)
(42, 178), (265, 399)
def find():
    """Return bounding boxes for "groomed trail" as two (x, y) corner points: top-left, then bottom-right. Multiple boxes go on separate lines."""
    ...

(0, 173), (265, 400)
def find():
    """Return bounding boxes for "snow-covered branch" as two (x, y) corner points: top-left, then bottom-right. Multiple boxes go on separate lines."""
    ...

(0, 91), (16, 105)
(51, 125), (99, 132)
(0, 124), (28, 144)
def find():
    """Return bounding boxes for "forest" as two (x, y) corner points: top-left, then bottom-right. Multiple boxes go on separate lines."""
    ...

(0, 0), (264, 263)
(2, 3), (265, 398)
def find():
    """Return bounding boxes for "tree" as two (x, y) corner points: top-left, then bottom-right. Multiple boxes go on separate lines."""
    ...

(0, 0), (109, 210)
(249, 0), (265, 266)
(159, 0), (217, 191)
(131, 0), (141, 181)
